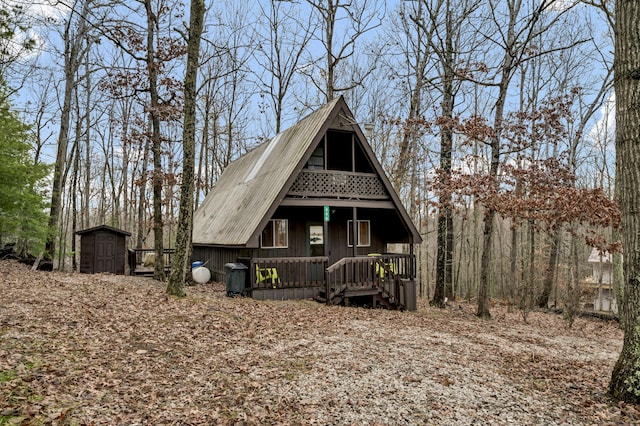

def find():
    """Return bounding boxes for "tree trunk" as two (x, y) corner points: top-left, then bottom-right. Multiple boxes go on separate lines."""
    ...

(477, 208), (495, 318)
(136, 134), (151, 249)
(144, 0), (165, 281)
(71, 136), (79, 272)
(432, 1), (455, 307)
(609, 0), (640, 402)
(613, 227), (624, 326)
(166, 0), (205, 296)
(46, 0), (90, 261)
(433, 215), (448, 307)
(537, 227), (561, 308)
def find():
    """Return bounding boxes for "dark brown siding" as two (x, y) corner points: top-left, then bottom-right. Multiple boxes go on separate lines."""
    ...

(193, 204), (400, 281)
(80, 233), (95, 273)
(115, 234), (126, 274)
(78, 228), (128, 274)
(191, 246), (254, 282)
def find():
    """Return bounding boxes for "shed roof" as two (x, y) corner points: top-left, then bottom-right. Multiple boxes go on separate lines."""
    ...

(75, 224), (132, 236)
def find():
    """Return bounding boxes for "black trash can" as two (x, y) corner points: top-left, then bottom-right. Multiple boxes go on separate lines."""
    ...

(224, 262), (248, 297)
(401, 279), (417, 311)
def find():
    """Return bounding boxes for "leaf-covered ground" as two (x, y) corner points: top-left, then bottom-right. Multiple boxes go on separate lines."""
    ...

(0, 259), (637, 425)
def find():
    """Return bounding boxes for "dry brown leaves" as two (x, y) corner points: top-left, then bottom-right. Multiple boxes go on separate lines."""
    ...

(0, 259), (636, 425)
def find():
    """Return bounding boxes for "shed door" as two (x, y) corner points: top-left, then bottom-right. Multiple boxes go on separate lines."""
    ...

(95, 231), (116, 273)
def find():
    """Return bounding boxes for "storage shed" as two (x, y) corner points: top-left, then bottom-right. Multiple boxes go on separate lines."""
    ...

(76, 225), (131, 274)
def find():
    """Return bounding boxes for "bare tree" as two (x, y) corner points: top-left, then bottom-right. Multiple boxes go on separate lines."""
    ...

(385, 1), (433, 192)
(406, 0), (480, 307)
(472, 0), (586, 318)
(253, 0), (314, 134)
(143, 0), (166, 280)
(102, 0), (186, 279)
(167, 0), (205, 297)
(46, 0), (94, 263)
(195, 1), (254, 202)
(305, 0), (383, 102)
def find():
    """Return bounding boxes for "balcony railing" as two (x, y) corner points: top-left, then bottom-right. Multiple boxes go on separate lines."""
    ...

(287, 170), (388, 199)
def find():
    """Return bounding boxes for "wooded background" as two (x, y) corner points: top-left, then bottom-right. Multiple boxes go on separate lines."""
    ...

(1, 0), (619, 313)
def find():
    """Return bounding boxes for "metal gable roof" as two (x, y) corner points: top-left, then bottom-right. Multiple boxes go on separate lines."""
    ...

(192, 98), (341, 246)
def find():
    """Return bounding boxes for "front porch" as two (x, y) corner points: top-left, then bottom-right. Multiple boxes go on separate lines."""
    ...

(246, 254), (417, 311)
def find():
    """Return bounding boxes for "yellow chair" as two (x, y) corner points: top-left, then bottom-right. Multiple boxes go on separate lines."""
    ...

(369, 254), (397, 278)
(255, 265), (281, 286)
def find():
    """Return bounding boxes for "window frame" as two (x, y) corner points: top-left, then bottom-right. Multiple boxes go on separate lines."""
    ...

(260, 219), (289, 249)
(347, 219), (371, 247)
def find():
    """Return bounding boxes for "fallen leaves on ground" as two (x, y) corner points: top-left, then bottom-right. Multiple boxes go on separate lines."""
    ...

(0, 259), (635, 425)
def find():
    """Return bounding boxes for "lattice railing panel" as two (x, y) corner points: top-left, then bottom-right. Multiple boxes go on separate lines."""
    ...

(288, 170), (388, 199)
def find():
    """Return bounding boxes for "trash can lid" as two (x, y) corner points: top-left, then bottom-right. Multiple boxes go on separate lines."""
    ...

(192, 261), (204, 269)
(224, 262), (248, 270)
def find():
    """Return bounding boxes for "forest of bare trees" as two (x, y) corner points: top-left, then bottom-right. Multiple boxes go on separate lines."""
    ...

(3, 1), (619, 318)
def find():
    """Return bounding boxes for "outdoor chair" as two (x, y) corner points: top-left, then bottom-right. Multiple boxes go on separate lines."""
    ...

(368, 253), (397, 278)
(255, 265), (281, 286)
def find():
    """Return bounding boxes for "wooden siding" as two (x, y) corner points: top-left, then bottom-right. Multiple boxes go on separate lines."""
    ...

(193, 204), (409, 281)
(249, 287), (322, 300)
(191, 246), (251, 282)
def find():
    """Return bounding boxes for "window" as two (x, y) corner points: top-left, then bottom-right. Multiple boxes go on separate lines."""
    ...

(261, 219), (288, 248)
(347, 220), (370, 247)
(307, 145), (325, 170)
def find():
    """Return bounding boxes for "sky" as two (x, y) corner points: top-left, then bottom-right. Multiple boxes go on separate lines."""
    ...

(6, 0), (616, 189)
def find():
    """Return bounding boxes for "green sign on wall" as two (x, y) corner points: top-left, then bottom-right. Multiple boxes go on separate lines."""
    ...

(324, 205), (330, 222)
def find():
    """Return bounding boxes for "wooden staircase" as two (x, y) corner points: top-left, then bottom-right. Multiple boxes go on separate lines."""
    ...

(315, 257), (414, 311)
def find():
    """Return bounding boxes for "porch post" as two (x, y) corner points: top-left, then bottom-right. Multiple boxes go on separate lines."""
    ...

(410, 236), (415, 278)
(352, 207), (357, 258)
(324, 211), (329, 258)
(325, 268), (330, 306)
(324, 206), (330, 305)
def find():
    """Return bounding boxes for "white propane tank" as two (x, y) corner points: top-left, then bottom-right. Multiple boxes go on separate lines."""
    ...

(192, 266), (211, 284)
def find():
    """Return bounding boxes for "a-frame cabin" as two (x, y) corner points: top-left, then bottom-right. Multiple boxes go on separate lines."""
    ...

(192, 96), (422, 310)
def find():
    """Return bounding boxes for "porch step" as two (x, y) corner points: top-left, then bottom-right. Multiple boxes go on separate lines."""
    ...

(344, 288), (381, 297)
(316, 283), (407, 311)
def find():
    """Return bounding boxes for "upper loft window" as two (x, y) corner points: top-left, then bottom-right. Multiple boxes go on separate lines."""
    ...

(261, 219), (288, 248)
(327, 131), (352, 171)
(306, 131), (375, 173)
(307, 145), (324, 170)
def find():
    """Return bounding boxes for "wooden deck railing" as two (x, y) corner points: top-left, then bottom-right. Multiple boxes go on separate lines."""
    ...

(128, 248), (175, 275)
(326, 256), (380, 289)
(247, 254), (415, 290)
(249, 256), (329, 289)
(370, 254), (416, 280)
(324, 254), (416, 308)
